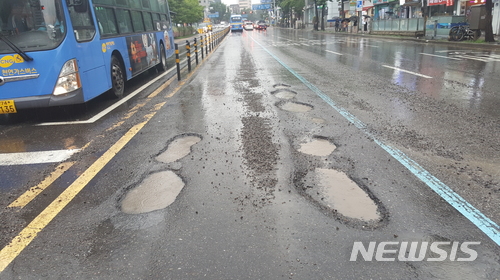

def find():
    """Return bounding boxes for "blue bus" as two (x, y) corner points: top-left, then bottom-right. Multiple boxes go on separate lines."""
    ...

(0, 0), (175, 114)
(229, 14), (243, 32)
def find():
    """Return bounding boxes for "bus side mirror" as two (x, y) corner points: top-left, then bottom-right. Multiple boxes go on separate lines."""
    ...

(66, 0), (88, 13)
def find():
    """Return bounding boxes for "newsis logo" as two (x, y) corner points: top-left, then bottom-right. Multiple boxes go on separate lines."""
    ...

(350, 241), (480, 262)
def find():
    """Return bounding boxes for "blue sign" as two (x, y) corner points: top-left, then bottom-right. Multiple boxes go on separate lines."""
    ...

(356, 0), (363, 9)
(208, 12), (219, 18)
(252, 4), (272, 10)
(260, 0), (273, 3)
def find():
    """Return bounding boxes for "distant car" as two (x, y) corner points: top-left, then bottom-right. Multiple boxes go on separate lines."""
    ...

(255, 21), (267, 30)
(244, 22), (254, 30)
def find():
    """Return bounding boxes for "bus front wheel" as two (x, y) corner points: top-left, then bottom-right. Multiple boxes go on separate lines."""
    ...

(111, 56), (125, 99)
(157, 43), (167, 72)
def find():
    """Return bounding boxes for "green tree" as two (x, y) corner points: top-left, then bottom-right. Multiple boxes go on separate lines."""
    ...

(210, 2), (229, 23)
(280, 0), (305, 27)
(169, 0), (204, 25)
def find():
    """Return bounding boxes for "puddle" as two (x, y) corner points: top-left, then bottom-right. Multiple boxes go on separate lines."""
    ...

(156, 135), (201, 163)
(121, 171), (184, 214)
(275, 90), (297, 99)
(315, 168), (380, 221)
(271, 88), (297, 100)
(279, 102), (312, 113)
(298, 138), (336, 156)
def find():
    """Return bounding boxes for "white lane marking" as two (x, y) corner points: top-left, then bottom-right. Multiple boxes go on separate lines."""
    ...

(0, 149), (80, 166)
(326, 50), (343, 56)
(459, 55), (489, 62)
(362, 44), (380, 48)
(37, 67), (176, 126)
(382, 65), (432, 78)
(420, 53), (462, 60)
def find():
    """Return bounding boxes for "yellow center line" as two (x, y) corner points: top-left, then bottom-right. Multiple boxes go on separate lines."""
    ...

(123, 102), (147, 119)
(0, 95), (176, 273)
(0, 45), (206, 273)
(148, 76), (175, 99)
(7, 162), (76, 209)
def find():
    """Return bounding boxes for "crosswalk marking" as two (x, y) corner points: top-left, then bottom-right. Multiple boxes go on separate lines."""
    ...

(420, 53), (462, 60)
(0, 149), (80, 166)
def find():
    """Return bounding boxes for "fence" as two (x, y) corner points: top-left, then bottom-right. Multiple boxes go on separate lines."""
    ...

(372, 18), (425, 32)
(173, 27), (230, 80)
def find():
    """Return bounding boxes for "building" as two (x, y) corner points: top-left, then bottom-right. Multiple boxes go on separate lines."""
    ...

(229, 4), (241, 14)
(199, 0), (214, 19)
(239, 0), (251, 10)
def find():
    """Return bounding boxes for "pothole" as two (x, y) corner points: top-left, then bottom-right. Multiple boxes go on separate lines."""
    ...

(273, 83), (291, 89)
(121, 171), (184, 214)
(302, 168), (381, 222)
(278, 101), (313, 113)
(271, 88), (297, 99)
(156, 135), (201, 163)
(316, 168), (380, 221)
(298, 138), (336, 157)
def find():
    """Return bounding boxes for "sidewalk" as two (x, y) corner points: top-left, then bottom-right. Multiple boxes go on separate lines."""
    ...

(315, 25), (500, 50)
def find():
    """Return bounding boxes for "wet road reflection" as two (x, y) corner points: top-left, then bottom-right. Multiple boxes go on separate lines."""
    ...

(265, 30), (500, 117)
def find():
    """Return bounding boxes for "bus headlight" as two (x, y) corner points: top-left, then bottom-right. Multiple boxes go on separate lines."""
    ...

(53, 59), (82, 96)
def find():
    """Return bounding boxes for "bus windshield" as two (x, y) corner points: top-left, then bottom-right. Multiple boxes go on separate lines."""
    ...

(230, 16), (242, 22)
(0, 0), (66, 54)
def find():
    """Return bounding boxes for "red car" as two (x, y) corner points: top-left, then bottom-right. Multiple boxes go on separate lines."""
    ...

(255, 21), (267, 30)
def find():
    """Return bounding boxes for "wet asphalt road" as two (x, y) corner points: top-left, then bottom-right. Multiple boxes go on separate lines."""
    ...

(0, 28), (499, 279)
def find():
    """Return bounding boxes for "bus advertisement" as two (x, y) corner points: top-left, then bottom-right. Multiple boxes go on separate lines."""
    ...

(0, 0), (175, 114)
(229, 14), (243, 32)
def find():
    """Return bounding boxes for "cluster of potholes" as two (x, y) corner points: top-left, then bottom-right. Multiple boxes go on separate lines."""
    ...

(119, 83), (386, 229)
(120, 134), (202, 214)
(272, 84), (386, 229)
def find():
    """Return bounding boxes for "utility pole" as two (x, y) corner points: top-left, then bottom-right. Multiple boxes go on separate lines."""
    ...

(273, 0), (276, 26)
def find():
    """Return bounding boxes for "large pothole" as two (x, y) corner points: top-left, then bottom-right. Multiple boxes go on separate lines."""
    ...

(315, 168), (380, 221)
(298, 138), (336, 157)
(297, 168), (384, 226)
(121, 171), (184, 214)
(156, 135), (202, 163)
(278, 101), (313, 113)
(271, 88), (297, 100)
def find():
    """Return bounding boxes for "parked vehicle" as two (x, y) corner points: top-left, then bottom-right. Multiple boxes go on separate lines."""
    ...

(198, 23), (211, 34)
(449, 23), (481, 41)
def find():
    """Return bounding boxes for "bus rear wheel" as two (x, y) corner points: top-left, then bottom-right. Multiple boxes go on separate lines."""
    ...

(110, 56), (125, 99)
(156, 43), (167, 72)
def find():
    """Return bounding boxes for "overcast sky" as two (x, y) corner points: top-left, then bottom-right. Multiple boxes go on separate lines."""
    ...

(221, 0), (239, 5)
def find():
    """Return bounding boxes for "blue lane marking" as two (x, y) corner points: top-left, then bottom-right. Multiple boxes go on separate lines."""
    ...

(252, 37), (500, 246)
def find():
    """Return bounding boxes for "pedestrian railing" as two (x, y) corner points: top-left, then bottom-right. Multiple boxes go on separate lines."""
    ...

(372, 18), (425, 32)
(174, 27), (230, 80)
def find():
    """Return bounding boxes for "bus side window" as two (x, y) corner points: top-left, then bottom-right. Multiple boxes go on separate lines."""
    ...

(68, 3), (96, 42)
(95, 7), (117, 36)
(130, 11), (144, 32)
(115, 9), (132, 34)
(160, 14), (168, 30)
(143, 12), (153, 31)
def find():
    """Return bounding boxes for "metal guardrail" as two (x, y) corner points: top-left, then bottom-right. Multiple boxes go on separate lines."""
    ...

(174, 27), (230, 81)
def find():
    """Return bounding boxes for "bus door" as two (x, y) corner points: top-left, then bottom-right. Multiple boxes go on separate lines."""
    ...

(67, 0), (109, 101)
